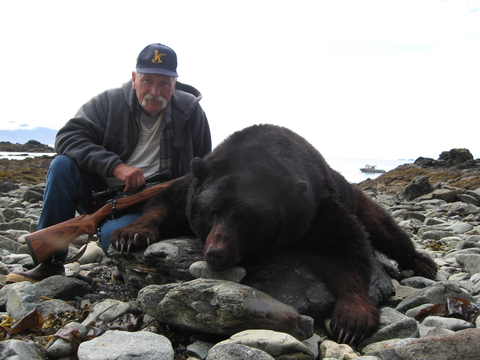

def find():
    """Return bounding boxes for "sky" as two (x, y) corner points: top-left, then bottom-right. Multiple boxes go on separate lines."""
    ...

(1, 0), (479, 161)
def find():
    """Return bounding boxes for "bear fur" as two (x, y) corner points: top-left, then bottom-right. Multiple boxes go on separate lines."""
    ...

(111, 124), (436, 345)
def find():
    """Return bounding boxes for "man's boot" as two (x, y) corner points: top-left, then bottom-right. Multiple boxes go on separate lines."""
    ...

(6, 262), (65, 284)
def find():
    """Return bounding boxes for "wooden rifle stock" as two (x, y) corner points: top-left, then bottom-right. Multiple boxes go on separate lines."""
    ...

(25, 177), (181, 265)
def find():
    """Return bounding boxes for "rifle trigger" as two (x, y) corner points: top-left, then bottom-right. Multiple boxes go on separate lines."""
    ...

(112, 198), (117, 212)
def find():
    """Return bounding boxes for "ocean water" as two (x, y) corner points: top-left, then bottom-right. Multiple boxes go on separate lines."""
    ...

(0, 152), (413, 184)
(0, 152), (56, 160)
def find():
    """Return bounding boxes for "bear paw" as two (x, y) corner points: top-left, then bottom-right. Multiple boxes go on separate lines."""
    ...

(110, 225), (160, 258)
(412, 252), (437, 279)
(329, 294), (379, 346)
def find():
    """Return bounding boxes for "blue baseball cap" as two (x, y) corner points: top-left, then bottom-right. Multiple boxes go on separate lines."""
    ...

(136, 43), (178, 78)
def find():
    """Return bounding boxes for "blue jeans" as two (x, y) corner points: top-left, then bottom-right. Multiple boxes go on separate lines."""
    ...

(39, 155), (141, 261)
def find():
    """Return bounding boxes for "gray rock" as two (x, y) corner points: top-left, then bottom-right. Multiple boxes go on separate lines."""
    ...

(1, 208), (24, 222)
(457, 193), (479, 205)
(189, 261), (246, 282)
(77, 330), (174, 360)
(395, 282), (475, 313)
(421, 315), (475, 331)
(360, 317), (420, 350)
(207, 343), (275, 360)
(81, 299), (142, 325)
(444, 223), (474, 234)
(400, 276), (436, 289)
(396, 176), (433, 201)
(443, 202), (480, 216)
(0, 339), (46, 360)
(0, 234), (22, 253)
(320, 340), (358, 360)
(365, 328), (480, 359)
(186, 340), (214, 359)
(0, 181), (20, 192)
(31, 275), (95, 300)
(138, 278), (314, 340)
(420, 230), (455, 240)
(6, 281), (41, 319)
(23, 189), (44, 202)
(39, 299), (77, 318)
(455, 254), (480, 275)
(46, 321), (89, 359)
(214, 330), (314, 360)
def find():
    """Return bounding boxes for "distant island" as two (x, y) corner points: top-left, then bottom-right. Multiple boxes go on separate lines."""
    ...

(0, 127), (57, 147)
(0, 140), (55, 153)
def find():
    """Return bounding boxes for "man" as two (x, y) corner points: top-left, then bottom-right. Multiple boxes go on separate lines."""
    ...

(7, 43), (211, 283)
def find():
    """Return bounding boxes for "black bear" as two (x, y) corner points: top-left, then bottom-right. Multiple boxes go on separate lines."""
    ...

(111, 124), (436, 345)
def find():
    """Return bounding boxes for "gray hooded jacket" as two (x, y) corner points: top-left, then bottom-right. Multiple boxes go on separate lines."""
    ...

(55, 80), (212, 179)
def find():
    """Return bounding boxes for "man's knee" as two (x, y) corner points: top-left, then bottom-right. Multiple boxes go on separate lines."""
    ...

(48, 155), (78, 174)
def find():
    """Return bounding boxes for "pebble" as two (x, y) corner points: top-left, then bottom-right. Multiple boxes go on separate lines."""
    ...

(1, 174), (480, 359)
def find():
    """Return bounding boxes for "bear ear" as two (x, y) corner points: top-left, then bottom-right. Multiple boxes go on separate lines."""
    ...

(190, 157), (211, 180)
(292, 180), (308, 197)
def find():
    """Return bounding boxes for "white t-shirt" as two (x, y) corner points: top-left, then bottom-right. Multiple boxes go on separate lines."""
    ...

(103, 111), (166, 187)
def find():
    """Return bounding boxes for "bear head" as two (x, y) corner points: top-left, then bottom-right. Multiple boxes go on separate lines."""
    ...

(186, 156), (312, 270)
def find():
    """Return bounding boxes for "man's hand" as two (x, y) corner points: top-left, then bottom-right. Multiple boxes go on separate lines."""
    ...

(113, 163), (145, 192)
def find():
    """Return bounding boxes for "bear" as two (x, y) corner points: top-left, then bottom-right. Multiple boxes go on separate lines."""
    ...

(111, 124), (437, 345)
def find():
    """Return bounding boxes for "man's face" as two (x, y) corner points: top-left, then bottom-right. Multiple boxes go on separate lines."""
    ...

(132, 72), (176, 117)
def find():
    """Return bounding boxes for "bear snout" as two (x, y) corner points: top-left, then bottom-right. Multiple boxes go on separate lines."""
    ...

(204, 220), (241, 270)
(204, 245), (229, 269)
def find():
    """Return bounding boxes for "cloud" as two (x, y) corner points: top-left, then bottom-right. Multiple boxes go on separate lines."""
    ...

(1, 0), (479, 159)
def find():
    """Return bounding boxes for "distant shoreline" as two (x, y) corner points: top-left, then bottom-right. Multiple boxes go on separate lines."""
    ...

(0, 140), (55, 153)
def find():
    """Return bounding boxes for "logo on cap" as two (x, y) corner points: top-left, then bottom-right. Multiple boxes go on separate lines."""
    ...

(152, 50), (166, 64)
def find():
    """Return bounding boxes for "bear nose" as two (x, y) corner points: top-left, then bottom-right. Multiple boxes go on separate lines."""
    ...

(205, 246), (228, 268)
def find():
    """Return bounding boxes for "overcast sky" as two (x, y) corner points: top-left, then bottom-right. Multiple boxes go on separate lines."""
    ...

(1, 0), (479, 160)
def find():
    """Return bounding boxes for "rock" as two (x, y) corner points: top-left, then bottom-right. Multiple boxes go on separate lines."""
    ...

(364, 328), (480, 359)
(457, 193), (479, 205)
(32, 275), (95, 300)
(23, 189), (43, 202)
(189, 261), (246, 282)
(207, 343), (275, 360)
(77, 242), (105, 264)
(81, 299), (142, 325)
(421, 316), (475, 331)
(438, 149), (474, 164)
(186, 340), (214, 359)
(0, 339), (47, 360)
(395, 282), (475, 313)
(320, 340), (358, 359)
(0, 234), (22, 253)
(455, 254), (480, 275)
(0, 180), (20, 192)
(6, 281), (42, 319)
(359, 317), (420, 350)
(77, 330), (174, 360)
(444, 223), (474, 234)
(45, 321), (89, 359)
(396, 176), (433, 201)
(39, 298), (77, 318)
(213, 330), (315, 360)
(400, 276), (436, 289)
(137, 278), (314, 340)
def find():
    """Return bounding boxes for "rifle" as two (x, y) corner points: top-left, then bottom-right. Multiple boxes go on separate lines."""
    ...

(25, 174), (182, 265)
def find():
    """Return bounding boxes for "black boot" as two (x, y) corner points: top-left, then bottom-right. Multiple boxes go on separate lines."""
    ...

(6, 262), (65, 284)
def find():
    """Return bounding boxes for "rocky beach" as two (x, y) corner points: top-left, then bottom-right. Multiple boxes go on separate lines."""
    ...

(1, 143), (480, 359)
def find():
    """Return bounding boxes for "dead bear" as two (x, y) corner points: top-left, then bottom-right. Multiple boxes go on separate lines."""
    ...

(111, 124), (437, 345)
